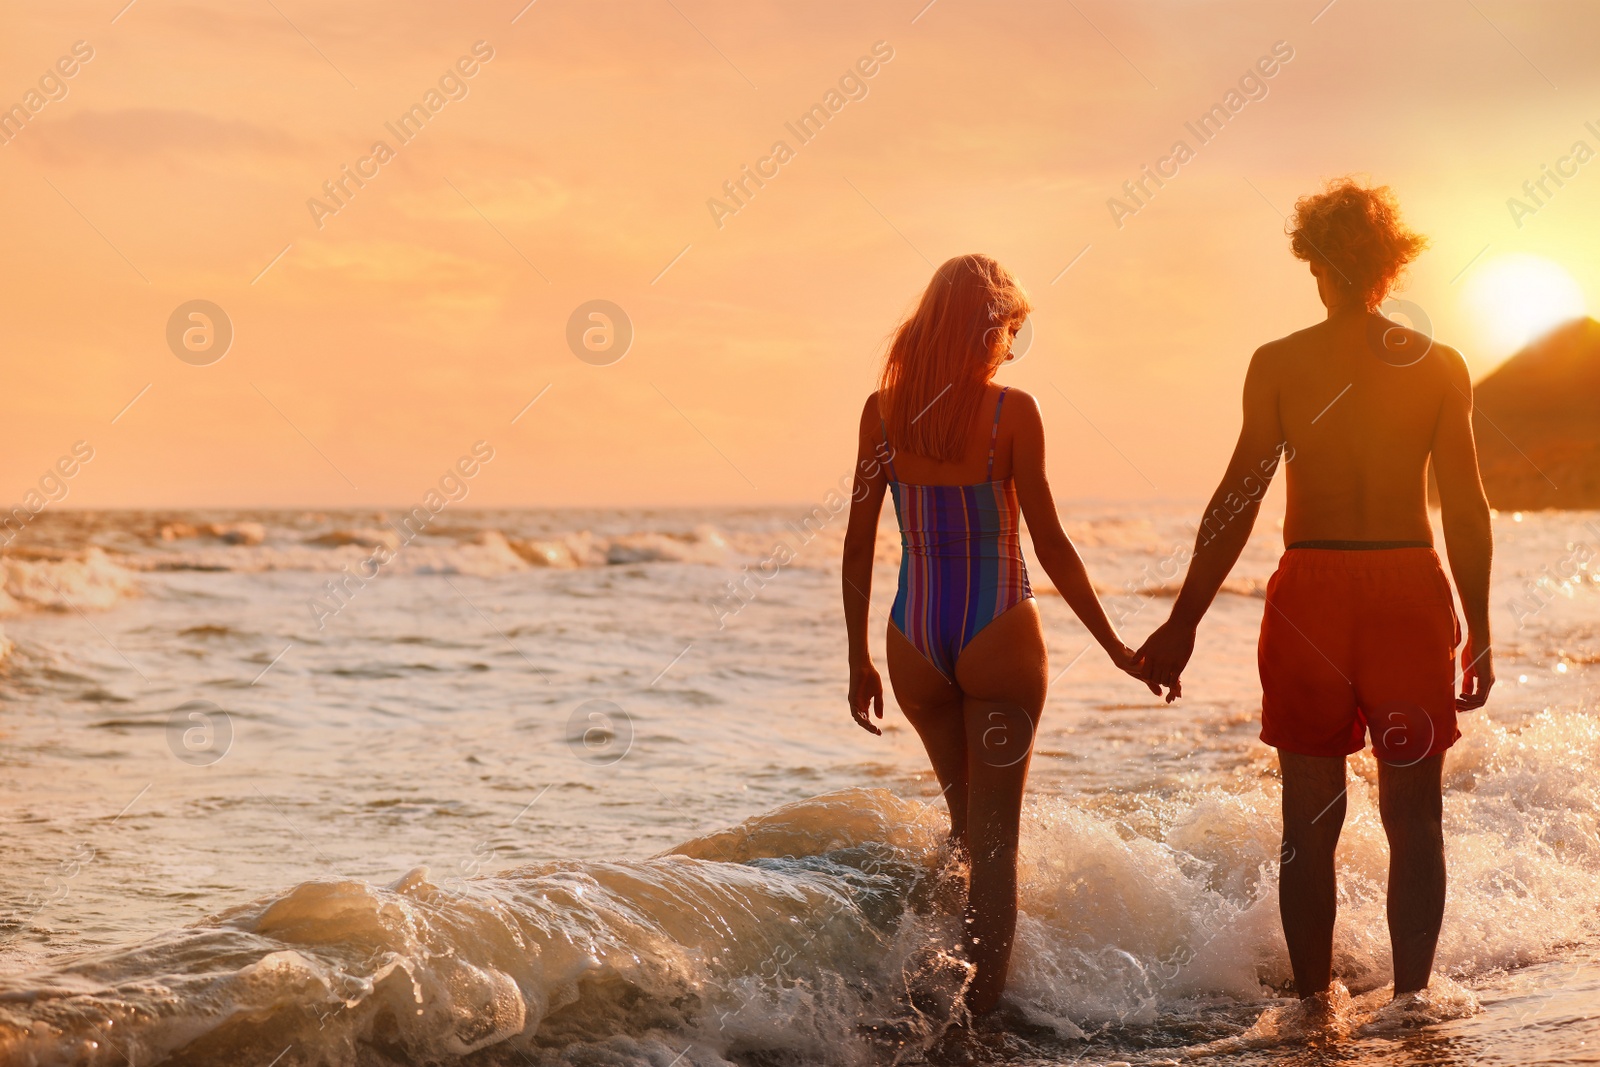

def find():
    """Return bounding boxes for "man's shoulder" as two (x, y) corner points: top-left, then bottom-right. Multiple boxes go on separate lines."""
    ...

(1424, 339), (1469, 379)
(1252, 323), (1466, 377)
(1242, 328), (1314, 386)
(1254, 323), (1322, 361)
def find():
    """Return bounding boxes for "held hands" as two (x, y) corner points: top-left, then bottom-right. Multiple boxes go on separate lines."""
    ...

(1108, 642), (1165, 698)
(849, 659), (885, 735)
(1458, 633), (1494, 711)
(1133, 619), (1196, 704)
(1124, 624), (1495, 709)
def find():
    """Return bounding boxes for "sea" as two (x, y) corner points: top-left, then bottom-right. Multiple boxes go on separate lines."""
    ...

(0, 503), (1596, 1066)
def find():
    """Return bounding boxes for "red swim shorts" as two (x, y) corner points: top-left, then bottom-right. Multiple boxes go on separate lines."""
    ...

(1258, 547), (1461, 763)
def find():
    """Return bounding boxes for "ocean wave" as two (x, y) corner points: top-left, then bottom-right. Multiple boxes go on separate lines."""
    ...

(305, 528), (402, 551)
(14, 510), (1275, 584)
(160, 520), (267, 545)
(2, 711), (1597, 1065)
(0, 790), (951, 1067)
(123, 526), (738, 575)
(0, 549), (138, 616)
(507, 525), (732, 568)
(129, 531), (536, 578)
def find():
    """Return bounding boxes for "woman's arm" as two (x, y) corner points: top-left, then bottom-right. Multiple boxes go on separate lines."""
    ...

(1010, 390), (1159, 693)
(842, 393), (891, 734)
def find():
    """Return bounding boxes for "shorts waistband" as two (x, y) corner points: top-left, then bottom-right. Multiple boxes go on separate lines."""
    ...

(1278, 544), (1440, 572)
(1286, 539), (1433, 551)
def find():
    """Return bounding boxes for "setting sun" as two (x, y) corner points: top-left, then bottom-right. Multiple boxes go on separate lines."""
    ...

(1464, 253), (1588, 358)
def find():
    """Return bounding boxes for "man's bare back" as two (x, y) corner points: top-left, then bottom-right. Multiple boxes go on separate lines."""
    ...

(1265, 315), (1457, 545)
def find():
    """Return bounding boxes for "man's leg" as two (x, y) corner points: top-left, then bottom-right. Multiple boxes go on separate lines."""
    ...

(1376, 754), (1445, 994)
(1279, 751), (1348, 997)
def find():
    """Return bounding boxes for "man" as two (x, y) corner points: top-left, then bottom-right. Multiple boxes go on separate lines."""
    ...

(1136, 178), (1494, 1002)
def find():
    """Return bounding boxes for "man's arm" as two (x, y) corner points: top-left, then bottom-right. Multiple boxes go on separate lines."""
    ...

(1136, 345), (1287, 696)
(1432, 347), (1494, 709)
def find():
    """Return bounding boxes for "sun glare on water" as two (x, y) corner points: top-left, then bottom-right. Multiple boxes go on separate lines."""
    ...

(1464, 253), (1587, 357)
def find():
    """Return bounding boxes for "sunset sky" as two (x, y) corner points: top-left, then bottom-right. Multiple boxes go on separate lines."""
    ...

(2, 0), (1595, 509)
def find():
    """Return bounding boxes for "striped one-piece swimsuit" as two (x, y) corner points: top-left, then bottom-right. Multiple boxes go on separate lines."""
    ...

(884, 386), (1033, 680)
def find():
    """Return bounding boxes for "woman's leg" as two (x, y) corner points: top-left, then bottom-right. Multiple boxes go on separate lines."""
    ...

(953, 599), (1048, 1013)
(886, 623), (970, 843)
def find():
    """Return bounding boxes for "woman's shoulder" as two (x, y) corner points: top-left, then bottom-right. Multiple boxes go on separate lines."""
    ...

(997, 385), (1041, 418)
(860, 390), (885, 422)
(995, 386), (1043, 448)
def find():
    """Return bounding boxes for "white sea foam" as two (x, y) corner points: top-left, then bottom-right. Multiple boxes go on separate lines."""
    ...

(123, 525), (741, 576)
(129, 530), (537, 577)
(507, 525), (732, 568)
(160, 520), (266, 544)
(2, 710), (1595, 1066)
(305, 527), (403, 551)
(0, 549), (138, 615)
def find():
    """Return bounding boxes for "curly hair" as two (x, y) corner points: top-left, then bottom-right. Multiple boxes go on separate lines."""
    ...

(1287, 178), (1427, 310)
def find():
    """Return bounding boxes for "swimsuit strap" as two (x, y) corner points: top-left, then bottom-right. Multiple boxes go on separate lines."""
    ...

(878, 417), (898, 482)
(986, 387), (1009, 480)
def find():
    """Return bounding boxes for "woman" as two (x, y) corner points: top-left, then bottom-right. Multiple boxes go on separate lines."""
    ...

(841, 254), (1157, 1014)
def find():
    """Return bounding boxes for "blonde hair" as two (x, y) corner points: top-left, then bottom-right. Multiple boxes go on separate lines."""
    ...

(878, 254), (1031, 462)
